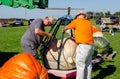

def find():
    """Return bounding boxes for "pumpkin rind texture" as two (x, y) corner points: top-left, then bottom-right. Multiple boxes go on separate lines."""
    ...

(0, 53), (48, 79)
(43, 37), (77, 70)
(94, 37), (110, 54)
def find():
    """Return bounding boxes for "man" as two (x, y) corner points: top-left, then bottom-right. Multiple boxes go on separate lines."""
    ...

(99, 22), (107, 31)
(21, 16), (54, 60)
(62, 12), (94, 79)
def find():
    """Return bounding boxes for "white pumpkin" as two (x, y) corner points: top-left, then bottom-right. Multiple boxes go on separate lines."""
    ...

(93, 32), (104, 37)
(43, 37), (77, 70)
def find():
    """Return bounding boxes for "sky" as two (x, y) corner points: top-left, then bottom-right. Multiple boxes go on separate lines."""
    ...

(0, 0), (120, 19)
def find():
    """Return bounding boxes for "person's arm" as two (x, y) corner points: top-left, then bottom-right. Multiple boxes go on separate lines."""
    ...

(62, 26), (70, 33)
(35, 28), (52, 38)
(118, 25), (120, 29)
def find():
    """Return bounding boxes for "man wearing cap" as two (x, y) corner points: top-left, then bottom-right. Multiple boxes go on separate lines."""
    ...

(63, 12), (94, 79)
(21, 16), (54, 60)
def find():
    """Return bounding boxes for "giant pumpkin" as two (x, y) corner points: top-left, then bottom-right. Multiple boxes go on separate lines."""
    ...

(94, 37), (110, 54)
(0, 53), (48, 79)
(92, 26), (103, 37)
(42, 36), (108, 70)
(42, 37), (77, 70)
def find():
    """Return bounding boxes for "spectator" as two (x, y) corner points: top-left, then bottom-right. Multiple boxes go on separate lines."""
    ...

(21, 16), (54, 60)
(113, 22), (120, 31)
(62, 12), (94, 79)
(109, 22), (120, 35)
(99, 23), (107, 31)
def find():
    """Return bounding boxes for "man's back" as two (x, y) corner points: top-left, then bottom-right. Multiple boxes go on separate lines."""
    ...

(67, 18), (94, 44)
(21, 19), (44, 47)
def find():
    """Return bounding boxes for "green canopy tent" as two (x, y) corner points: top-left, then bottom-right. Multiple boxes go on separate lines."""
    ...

(0, 0), (48, 9)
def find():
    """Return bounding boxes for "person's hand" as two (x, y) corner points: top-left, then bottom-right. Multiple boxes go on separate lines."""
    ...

(62, 29), (64, 33)
(47, 33), (52, 38)
(62, 28), (65, 33)
(41, 41), (49, 47)
(62, 26), (68, 33)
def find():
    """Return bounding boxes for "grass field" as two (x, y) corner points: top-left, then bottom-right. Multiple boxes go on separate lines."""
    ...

(0, 23), (120, 79)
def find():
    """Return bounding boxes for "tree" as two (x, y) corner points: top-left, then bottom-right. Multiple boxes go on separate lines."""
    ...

(86, 11), (94, 19)
(105, 11), (111, 18)
(113, 12), (120, 17)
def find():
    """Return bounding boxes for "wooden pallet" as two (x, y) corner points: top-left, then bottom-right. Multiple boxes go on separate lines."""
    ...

(48, 69), (76, 79)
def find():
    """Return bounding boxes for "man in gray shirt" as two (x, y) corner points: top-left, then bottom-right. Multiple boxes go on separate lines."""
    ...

(21, 16), (54, 60)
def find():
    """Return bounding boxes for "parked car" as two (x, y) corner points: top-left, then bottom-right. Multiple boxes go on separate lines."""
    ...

(28, 19), (34, 25)
(96, 18), (101, 24)
(96, 16), (119, 25)
(0, 19), (8, 27)
(12, 19), (24, 26)
(110, 16), (119, 24)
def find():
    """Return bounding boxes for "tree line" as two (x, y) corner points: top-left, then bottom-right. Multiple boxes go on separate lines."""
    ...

(86, 11), (120, 19)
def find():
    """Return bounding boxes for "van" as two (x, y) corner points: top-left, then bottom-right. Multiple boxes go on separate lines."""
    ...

(12, 19), (24, 26)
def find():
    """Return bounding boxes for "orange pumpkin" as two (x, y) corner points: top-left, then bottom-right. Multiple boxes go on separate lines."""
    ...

(0, 52), (48, 79)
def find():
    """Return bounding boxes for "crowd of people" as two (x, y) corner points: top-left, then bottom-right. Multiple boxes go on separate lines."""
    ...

(99, 22), (120, 35)
(109, 22), (120, 35)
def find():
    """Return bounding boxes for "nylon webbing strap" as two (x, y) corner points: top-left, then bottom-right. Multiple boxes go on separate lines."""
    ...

(57, 16), (72, 69)
(40, 18), (63, 66)
(40, 15), (73, 69)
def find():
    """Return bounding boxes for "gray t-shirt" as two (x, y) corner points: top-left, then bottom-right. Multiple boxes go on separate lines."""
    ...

(21, 19), (45, 48)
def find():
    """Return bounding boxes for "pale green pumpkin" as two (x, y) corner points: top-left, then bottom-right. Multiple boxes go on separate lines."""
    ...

(94, 37), (110, 54)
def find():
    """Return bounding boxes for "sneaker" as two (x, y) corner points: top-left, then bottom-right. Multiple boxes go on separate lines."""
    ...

(111, 33), (114, 36)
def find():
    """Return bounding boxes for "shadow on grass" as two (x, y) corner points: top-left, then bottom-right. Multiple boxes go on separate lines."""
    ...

(92, 65), (116, 79)
(0, 52), (19, 66)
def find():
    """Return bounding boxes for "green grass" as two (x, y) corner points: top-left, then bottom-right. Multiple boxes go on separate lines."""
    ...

(0, 26), (28, 52)
(0, 24), (120, 79)
(92, 31), (120, 79)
